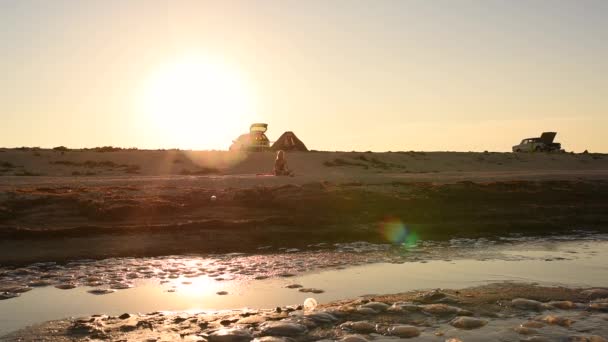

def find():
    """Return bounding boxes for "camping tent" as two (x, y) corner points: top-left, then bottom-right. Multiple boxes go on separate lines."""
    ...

(271, 131), (308, 151)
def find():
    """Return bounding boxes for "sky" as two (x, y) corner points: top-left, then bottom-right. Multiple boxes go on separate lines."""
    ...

(1, 0), (607, 152)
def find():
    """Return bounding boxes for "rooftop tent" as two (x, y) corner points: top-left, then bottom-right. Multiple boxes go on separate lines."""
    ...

(250, 123), (268, 133)
(539, 132), (557, 144)
(271, 131), (308, 151)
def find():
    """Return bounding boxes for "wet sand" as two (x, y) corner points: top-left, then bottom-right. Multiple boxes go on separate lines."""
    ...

(3, 282), (607, 341)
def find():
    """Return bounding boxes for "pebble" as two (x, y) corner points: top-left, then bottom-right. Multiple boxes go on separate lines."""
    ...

(55, 283), (77, 290)
(542, 315), (574, 327)
(340, 321), (376, 333)
(253, 337), (294, 342)
(360, 302), (389, 312)
(87, 289), (115, 295)
(298, 288), (324, 294)
(588, 303), (608, 312)
(512, 298), (545, 311)
(449, 317), (487, 330)
(285, 284), (303, 289)
(387, 325), (420, 338)
(207, 328), (253, 342)
(340, 334), (369, 342)
(581, 289), (608, 299)
(304, 298), (318, 312)
(420, 304), (469, 316)
(260, 322), (307, 336)
(0, 292), (19, 300)
(217, 291), (229, 295)
(514, 326), (538, 335)
(548, 300), (577, 310)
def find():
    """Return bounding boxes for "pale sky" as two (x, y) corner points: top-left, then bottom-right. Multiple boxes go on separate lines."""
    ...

(1, 0), (607, 152)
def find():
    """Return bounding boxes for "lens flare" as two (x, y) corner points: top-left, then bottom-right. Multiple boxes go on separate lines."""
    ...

(379, 217), (418, 247)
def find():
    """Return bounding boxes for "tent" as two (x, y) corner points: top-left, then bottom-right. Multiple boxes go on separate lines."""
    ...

(271, 131), (308, 151)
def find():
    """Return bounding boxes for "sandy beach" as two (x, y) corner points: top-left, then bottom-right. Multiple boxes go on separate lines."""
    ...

(1, 149), (608, 264)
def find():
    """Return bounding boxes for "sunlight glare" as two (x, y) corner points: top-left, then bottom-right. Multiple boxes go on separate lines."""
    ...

(140, 56), (255, 149)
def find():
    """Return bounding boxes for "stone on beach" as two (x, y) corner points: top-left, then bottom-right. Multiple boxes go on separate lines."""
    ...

(55, 283), (77, 290)
(298, 288), (324, 294)
(420, 304), (470, 316)
(548, 300), (577, 310)
(207, 328), (253, 342)
(340, 334), (370, 342)
(87, 288), (115, 295)
(581, 288), (608, 300)
(542, 315), (574, 327)
(260, 322), (307, 336)
(387, 325), (420, 338)
(340, 321), (376, 333)
(511, 298), (546, 311)
(449, 317), (487, 330)
(360, 302), (390, 312)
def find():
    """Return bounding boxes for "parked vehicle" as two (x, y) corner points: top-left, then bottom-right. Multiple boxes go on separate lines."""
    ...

(512, 132), (562, 152)
(229, 123), (270, 151)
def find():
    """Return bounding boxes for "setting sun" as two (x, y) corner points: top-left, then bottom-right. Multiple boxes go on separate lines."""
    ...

(140, 56), (255, 149)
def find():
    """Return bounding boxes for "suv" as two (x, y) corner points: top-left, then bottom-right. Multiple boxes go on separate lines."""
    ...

(229, 123), (270, 151)
(512, 132), (562, 152)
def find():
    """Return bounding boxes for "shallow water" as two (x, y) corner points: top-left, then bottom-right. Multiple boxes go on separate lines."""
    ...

(1, 234), (607, 336)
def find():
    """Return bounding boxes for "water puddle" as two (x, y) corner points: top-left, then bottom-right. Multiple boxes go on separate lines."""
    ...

(1, 234), (607, 336)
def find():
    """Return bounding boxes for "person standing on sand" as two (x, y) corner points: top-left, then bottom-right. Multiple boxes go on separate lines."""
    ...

(274, 150), (293, 176)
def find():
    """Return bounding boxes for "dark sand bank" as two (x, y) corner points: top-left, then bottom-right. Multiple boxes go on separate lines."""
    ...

(4, 283), (607, 341)
(1, 179), (607, 265)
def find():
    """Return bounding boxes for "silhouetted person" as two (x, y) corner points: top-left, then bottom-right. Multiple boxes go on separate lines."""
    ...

(274, 150), (292, 176)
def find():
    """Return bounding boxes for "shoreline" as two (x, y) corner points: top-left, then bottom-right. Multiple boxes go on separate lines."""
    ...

(1, 178), (608, 265)
(4, 282), (608, 341)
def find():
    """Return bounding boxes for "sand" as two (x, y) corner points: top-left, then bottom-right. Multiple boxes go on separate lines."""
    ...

(4, 283), (608, 341)
(0, 149), (607, 264)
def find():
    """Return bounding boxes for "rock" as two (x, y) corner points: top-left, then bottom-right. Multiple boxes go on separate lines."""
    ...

(340, 321), (376, 333)
(298, 288), (324, 294)
(253, 337), (294, 342)
(387, 302), (419, 313)
(581, 289), (608, 300)
(511, 298), (545, 311)
(55, 283), (77, 290)
(514, 326), (538, 335)
(521, 321), (545, 329)
(110, 282), (133, 290)
(207, 328), (253, 342)
(87, 288), (115, 295)
(260, 322), (307, 337)
(548, 300), (577, 310)
(304, 298), (317, 312)
(285, 284), (303, 289)
(445, 339), (463, 342)
(360, 302), (389, 312)
(588, 302), (608, 312)
(449, 317), (487, 330)
(340, 334), (369, 342)
(304, 312), (337, 324)
(521, 337), (551, 342)
(0, 292), (19, 300)
(355, 307), (378, 315)
(588, 336), (608, 342)
(542, 315), (574, 327)
(27, 280), (53, 287)
(415, 289), (446, 303)
(238, 315), (267, 324)
(118, 313), (131, 319)
(387, 325), (420, 338)
(420, 304), (470, 316)
(217, 291), (229, 295)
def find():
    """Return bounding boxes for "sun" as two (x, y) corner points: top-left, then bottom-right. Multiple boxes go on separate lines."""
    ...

(140, 56), (255, 149)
